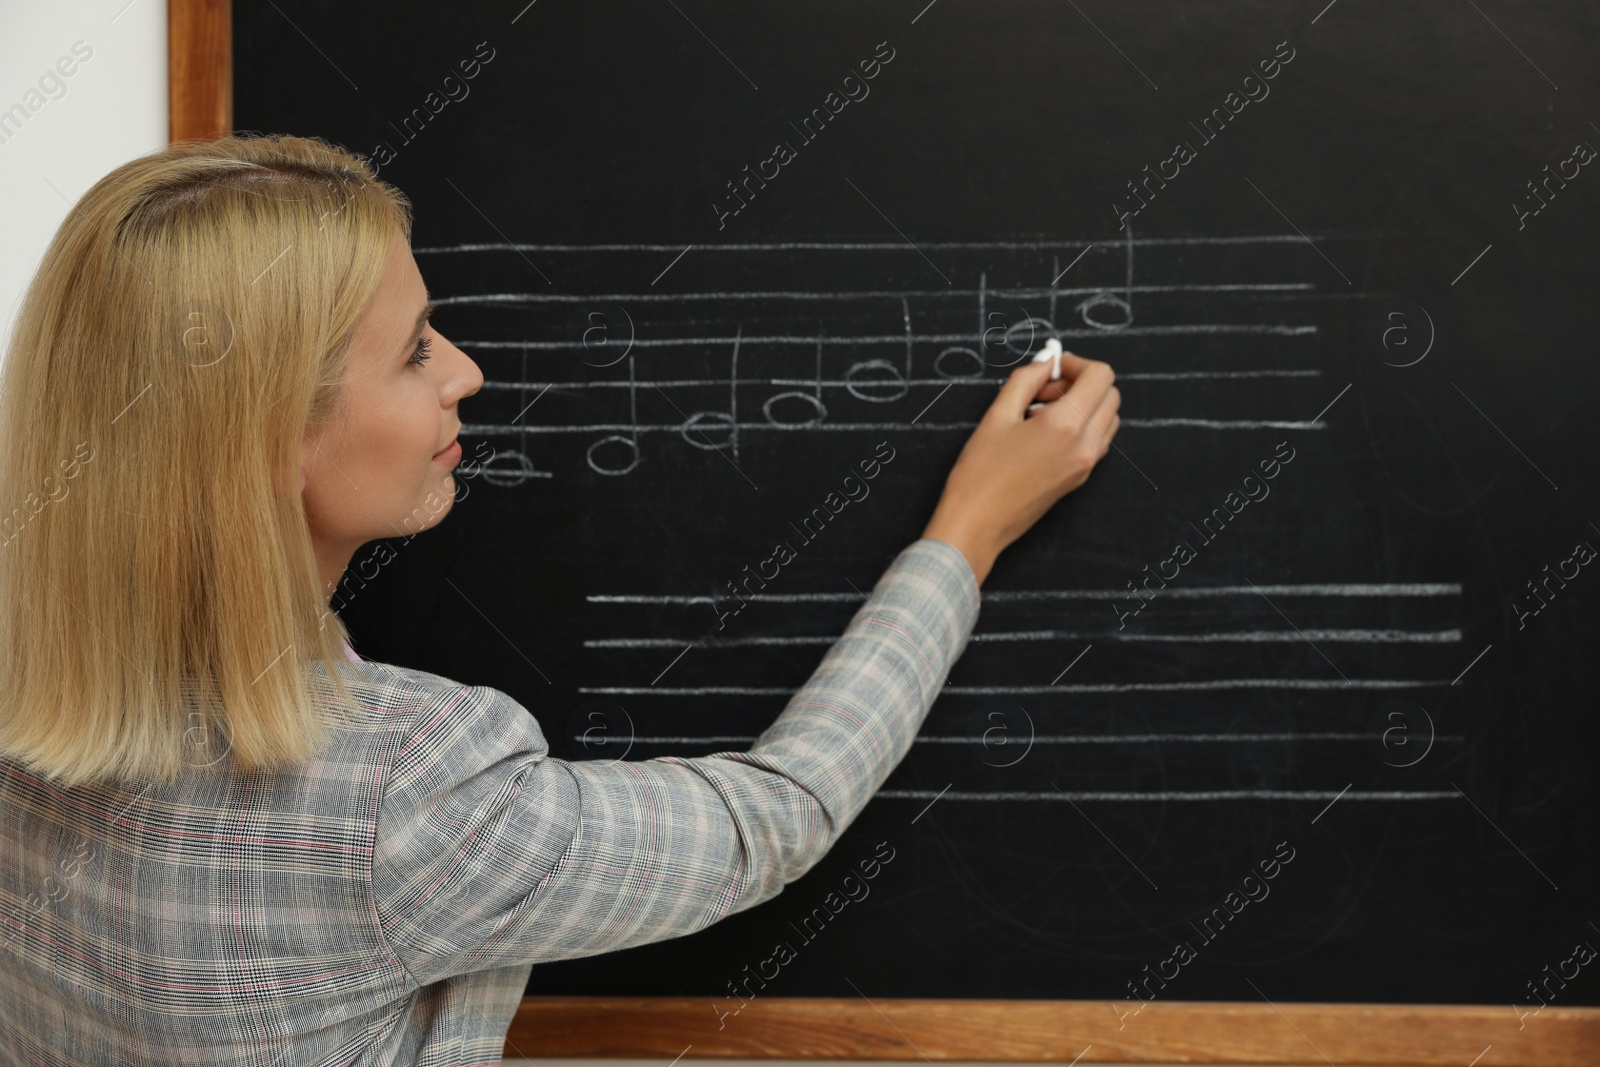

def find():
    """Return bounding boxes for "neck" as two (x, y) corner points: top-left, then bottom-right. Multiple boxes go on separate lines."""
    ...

(316, 540), (356, 607)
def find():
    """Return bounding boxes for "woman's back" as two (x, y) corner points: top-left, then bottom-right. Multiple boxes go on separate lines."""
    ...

(0, 539), (981, 1065)
(2, 658), (514, 1064)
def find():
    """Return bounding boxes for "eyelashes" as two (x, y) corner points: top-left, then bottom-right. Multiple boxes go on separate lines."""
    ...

(408, 334), (433, 366)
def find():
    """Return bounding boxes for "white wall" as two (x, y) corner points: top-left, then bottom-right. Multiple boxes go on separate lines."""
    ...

(0, 0), (167, 358)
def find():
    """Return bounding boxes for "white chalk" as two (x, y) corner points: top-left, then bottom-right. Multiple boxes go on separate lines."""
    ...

(1028, 339), (1063, 414)
(1030, 337), (1063, 381)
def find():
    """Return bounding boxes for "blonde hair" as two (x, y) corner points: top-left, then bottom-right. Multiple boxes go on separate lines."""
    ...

(0, 133), (414, 788)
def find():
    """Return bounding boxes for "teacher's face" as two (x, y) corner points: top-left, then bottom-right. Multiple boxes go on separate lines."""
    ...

(299, 228), (483, 594)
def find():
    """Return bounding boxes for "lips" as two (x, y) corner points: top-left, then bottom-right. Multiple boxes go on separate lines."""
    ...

(432, 429), (461, 458)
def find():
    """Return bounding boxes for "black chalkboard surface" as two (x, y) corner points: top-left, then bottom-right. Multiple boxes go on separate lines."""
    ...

(235, 0), (1599, 1010)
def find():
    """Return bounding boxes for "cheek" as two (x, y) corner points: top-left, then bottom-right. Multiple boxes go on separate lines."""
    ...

(375, 393), (445, 487)
(310, 391), (443, 521)
(382, 397), (436, 460)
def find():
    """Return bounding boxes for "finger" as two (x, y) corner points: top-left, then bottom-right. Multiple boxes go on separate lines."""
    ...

(1029, 351), (1101, 405)
(1054, 350), (1087, 372)
(1092, 380), (1121, 420)
(1062, 356), (1115, 412)
(1084, 385), (1121, 453)
(990, 358), (1060, 423)
(1034, 377), (1072, 404)
(1101, 413), (1121, 457)
(1053, 351), (1099, 384)
(1041, 374), (1116, 438)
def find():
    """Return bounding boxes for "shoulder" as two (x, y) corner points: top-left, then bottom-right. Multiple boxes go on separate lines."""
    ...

(300, 658), (549, 792)
(332, 659), (552, 799)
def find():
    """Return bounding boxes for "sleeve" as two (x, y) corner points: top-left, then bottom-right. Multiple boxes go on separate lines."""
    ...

(370, 538), (980, 988)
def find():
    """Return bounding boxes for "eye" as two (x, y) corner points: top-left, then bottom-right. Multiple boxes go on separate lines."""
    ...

(407, 333), (433, 366)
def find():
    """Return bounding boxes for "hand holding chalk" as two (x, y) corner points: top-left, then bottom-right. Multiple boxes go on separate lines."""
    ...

(921, 350), (1121, 586)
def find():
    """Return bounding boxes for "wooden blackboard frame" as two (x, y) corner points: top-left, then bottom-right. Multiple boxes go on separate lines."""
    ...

(169, 0), (1600, 1061)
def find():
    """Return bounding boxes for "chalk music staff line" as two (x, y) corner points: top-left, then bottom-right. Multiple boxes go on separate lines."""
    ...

(420, 232), (1356, 481)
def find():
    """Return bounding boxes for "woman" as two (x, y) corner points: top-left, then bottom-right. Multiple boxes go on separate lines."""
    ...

(0, 134), (1119, 1064)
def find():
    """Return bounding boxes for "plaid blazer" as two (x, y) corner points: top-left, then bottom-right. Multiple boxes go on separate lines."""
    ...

(0, 538), (979, 1066)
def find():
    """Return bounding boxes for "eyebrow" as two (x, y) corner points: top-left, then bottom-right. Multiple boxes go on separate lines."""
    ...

(399, 299), (437, 357)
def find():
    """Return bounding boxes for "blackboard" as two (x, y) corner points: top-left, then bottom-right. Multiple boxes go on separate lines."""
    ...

(226, 0), (1599, 1033)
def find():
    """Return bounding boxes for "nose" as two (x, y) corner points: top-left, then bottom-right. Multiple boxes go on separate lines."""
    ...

(438, 331), (483, 402)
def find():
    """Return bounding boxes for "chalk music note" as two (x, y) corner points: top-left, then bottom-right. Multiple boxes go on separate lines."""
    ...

(478, 338), (552, 485)
(1076, 221), (1135, 331)
(680, 326), (741, 461)
(763, 321), (829, 426)
(980, 269), (1052, 366)
(935, 280), (986, 380)
(841, 297), (913, 402)
(587, 350), (640, 476)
